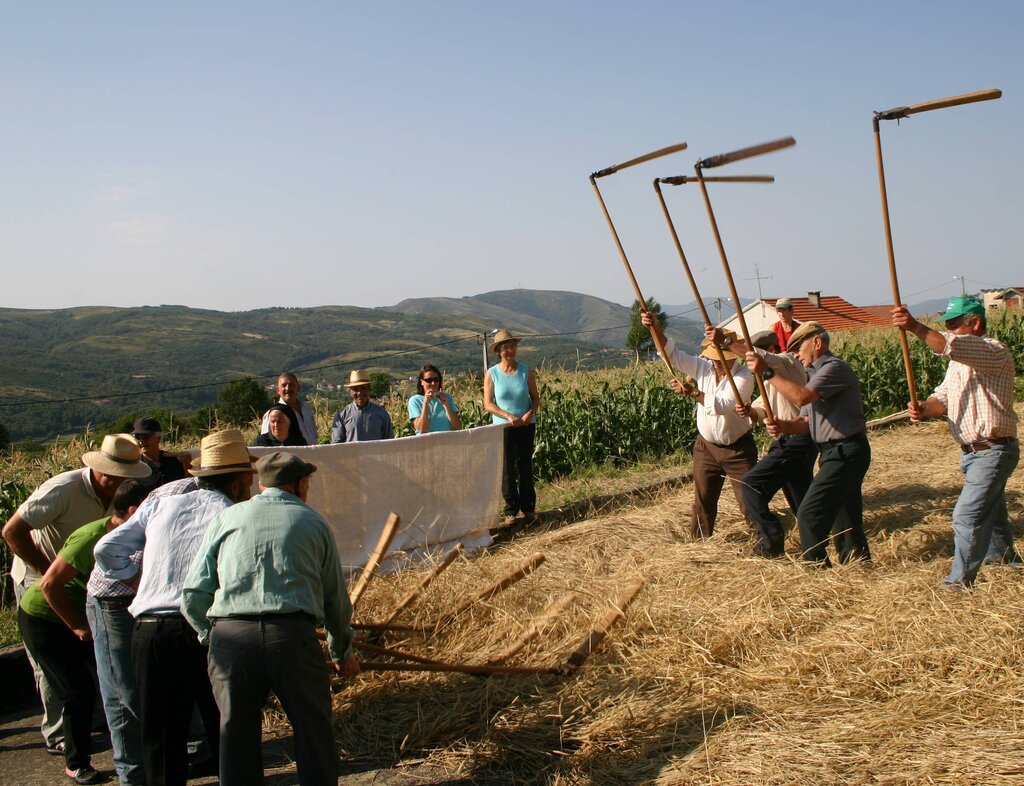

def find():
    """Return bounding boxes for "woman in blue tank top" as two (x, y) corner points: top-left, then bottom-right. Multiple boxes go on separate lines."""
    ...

(483, 329), (541, 518)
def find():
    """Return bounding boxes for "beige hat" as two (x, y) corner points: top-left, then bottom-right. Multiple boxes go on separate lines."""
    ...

(489, 329), (522, 354)
(189, 429), (256, 477)
(775, 297), (793, 310)
(82, 434), (152, 479)
(344, 369), (372, 388)
(699, 330), (741, 362)
(785, 320), (827, 352)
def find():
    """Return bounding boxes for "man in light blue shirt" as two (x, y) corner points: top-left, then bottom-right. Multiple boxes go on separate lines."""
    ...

(330, 369), (394, 443)
(183, 452), (358, 786)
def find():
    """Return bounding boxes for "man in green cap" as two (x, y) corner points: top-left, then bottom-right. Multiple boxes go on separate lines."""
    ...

(893, 297), (1020, 588)
(182, 451), (358, 786)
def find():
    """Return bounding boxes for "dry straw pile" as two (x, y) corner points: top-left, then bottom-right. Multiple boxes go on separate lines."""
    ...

(314, 407), (1024, 785)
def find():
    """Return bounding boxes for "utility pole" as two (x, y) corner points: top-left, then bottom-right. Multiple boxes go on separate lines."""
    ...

(481, 331), (490, 374)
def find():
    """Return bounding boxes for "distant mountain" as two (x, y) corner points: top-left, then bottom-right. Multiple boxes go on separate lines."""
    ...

(0, 290), (708, 442)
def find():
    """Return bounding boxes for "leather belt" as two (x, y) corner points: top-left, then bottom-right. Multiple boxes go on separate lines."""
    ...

(961, 436), (1016, 454)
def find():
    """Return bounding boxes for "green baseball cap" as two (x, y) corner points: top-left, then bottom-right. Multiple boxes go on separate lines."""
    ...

(936, 296), (984, 323)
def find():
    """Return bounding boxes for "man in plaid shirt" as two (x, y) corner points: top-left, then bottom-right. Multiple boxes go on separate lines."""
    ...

(893, 296), (1020, 588)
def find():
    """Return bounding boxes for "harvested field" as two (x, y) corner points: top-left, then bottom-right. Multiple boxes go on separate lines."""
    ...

(322, 405), (1024, 785)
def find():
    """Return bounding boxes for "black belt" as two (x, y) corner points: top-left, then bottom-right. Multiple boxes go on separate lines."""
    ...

(961, 436), (1016, 454)
(704, 431), (754, 450)
(219, 611), (315, 623)
(135, 612), (185, 624)
(818, 432), (867, 449)
(94, 596), (132, 611)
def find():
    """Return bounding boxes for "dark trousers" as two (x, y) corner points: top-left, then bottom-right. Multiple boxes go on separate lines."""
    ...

(18, 610), (96, 770)
(502, 423), (536, 515)
(797, 434), (872, 564)
(208, 617), (337, 786)
(691, 432), (757, 538)
(132, 614), (220, 786)
(741, 434), (817, 553)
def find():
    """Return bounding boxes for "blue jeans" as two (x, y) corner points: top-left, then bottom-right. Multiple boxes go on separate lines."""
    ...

(945, 440), (1021, 586)
(86, 596), (145, 786)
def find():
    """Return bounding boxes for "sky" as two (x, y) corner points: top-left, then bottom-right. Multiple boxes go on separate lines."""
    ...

(3, 1), (1022, 314)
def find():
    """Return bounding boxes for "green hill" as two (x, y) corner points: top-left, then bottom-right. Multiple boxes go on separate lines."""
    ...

(0, 291), (704, 442)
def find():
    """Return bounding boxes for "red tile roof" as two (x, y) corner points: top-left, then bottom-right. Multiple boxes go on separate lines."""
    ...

(768, 296), (892, 333)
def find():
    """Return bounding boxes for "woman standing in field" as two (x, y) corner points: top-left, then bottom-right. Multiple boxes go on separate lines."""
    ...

(408, 365), (461, 434)
(483, 330), (541, 519)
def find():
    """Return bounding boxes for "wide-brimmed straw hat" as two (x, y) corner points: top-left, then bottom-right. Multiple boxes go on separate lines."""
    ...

(189, 429), (256, 477)
(786, 320), (827, 352)
(489, 329), (522, 354)
(699, 330), (741, 362)
(82, 434), (152, 479)
(344, 369), (372, 388)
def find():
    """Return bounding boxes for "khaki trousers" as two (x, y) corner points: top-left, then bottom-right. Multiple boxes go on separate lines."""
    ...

(691, 433), (757, 538)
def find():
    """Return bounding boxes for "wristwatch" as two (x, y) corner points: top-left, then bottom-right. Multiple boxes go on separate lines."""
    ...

(761, 368), (775, 381)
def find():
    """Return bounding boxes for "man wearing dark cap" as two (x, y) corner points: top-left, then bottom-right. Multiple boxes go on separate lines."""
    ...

(133, 417), (187, 486)
(745, 321), (872, 565)
(893, 297), (1020, 588)
(183, 452), (358, 786)
(729, 330), (818, 557)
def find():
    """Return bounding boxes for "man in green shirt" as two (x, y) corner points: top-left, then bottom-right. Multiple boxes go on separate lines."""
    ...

(182, 452), (358, 786)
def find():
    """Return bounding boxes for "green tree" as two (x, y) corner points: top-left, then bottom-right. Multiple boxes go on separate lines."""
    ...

(369, 371), (391, 399)
(626, 298), (667, 362)
(217, 378), (272, 427)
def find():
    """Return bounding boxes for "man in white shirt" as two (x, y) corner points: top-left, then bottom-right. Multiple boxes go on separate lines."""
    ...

(94, 429), (255, 786)
(260, 372), (317, 445)
(643, 312), (755, 538)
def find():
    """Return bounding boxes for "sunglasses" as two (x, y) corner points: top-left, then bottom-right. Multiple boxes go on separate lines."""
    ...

(422, 376), (441, 383)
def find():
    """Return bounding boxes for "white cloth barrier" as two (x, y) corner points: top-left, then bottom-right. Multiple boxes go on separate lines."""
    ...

(247, 424), (505, 572)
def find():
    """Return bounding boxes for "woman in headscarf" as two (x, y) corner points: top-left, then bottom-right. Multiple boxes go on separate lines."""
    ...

(408, 365), (461, 434)
(483, 330), (541, 518)
(252, 404), (306, 447)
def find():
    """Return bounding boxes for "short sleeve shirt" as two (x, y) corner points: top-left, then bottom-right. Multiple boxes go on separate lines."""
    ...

(19, 518), (109, 624)
(408, 393), (459, 433)
(803, 354), (866, 443)
(13, 468), (106, 586)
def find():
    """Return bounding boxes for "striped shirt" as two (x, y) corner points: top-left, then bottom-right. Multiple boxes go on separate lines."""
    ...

(933, 332), (1018, 445)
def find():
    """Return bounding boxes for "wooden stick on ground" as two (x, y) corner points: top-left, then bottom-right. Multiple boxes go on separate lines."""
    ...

(440, 552), (546, 623)
(354, 640), (443, 665)
(560, 578), (645, 673)
(381, 544), (463, 625)
(356, 660), (558, 677)
(349, 512), (401, 609)
(487, 592), (576, 665)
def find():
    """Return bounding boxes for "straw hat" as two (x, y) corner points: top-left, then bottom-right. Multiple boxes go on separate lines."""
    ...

(699, 330), (741, 362)
(189, 429), (256, 477)
(785, 320), (827, 352)
(344, 369), (372, 388)
(489, 329), (522, 354)
(82, 434), (152, 479)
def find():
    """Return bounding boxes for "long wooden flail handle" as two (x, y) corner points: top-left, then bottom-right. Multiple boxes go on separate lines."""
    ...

(487, 592), (576, 665)
(590, 175), (692, 390)
(349, 512), (401, 609)
(872, 118), (918, 410)
(653, 177), (749, 413)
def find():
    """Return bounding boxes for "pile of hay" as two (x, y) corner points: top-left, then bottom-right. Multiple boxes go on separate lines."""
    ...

(318, 407), (1024, 784)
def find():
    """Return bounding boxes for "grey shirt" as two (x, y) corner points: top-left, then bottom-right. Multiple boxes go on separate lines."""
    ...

(330, 401), (394, 443)
(802, 354), (866, 443)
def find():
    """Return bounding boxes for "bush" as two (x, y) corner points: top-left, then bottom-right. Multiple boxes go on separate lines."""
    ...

(217, 378), (272, 427)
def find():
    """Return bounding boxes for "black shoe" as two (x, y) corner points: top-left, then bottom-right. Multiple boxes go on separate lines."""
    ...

(753, 542), (784, 559)
(65, 766), (106, 785)
(46, 740), (66, 756)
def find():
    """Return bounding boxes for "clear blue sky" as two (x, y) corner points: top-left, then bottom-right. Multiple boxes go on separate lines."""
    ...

(3, 2), (1021, 312)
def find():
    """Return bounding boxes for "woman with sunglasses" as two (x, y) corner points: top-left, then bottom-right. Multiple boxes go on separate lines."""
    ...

(408, 365), (461, 434)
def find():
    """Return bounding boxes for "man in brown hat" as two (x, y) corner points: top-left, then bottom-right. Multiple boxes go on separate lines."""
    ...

(184, 452), (358, 786)
(642, 312), (756, 538)
(3, 433), (151, 755)
(744, 321), (872, 565)
(330, 369), (394, 443)
(94, 429), (256, 786)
